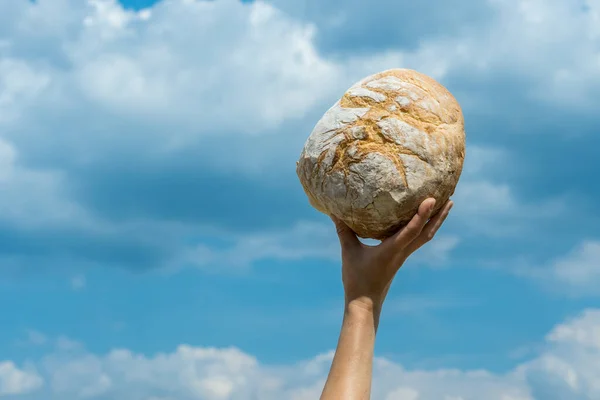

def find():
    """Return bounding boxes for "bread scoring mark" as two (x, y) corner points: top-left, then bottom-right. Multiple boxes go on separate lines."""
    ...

(398, 153), (436, 190)
(346, 86), (387, 102)
(377, 118), (438, 163)
(308, 101), (370, 141)
(365, 76), (409, 91)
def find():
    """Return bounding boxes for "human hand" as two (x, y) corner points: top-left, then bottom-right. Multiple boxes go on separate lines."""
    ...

(331, 198), (454, 314)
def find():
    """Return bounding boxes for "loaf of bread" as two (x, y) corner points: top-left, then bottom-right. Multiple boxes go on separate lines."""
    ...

(296, 69), (466, 239)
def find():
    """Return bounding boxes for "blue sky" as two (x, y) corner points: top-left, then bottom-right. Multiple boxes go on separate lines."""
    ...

(0, 0), (599, 399)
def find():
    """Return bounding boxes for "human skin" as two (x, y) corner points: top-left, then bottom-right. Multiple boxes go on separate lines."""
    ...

(320, 197), (454, 400)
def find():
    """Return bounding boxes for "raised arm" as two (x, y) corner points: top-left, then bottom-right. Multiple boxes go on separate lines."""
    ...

(320, 198), (454, 400)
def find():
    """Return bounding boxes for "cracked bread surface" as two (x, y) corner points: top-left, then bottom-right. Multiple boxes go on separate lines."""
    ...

(296, 68), (466, 240)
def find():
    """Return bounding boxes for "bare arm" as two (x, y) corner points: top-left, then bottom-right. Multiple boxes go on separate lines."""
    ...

(321, 198), (454, 400)
(320, 299), (380, 400)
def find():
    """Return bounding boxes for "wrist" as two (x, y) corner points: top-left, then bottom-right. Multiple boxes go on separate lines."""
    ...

(344, 297), (382, 333)
(345, 296), (382, 317)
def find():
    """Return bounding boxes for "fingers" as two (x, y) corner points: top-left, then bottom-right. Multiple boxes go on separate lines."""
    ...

(405, 200), (453, 255)
(330, 215), (360, 251)
(387, 198), (436, 248)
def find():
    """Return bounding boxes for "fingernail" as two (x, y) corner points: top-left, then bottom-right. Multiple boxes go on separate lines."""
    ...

(429, 199), (436, 212)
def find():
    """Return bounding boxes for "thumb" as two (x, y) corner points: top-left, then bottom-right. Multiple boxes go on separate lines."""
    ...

(330, 215), (360, 250)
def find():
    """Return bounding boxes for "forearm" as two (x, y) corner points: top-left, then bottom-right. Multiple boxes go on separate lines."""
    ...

(320, 299), (381, 400)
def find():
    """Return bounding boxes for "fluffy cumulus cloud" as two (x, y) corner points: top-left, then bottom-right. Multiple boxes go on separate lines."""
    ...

(547, 241), (600, 294)
(516, 239), (600, 296)
(4, 309), (600, 399)
(0, 361), (42, 397)
(0, 0), (597, 279)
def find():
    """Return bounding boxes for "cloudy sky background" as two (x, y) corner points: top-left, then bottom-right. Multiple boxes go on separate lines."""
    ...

(0, 0), (599, 398)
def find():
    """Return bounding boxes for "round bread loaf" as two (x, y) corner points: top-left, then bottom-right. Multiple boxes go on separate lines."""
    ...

(296, 68), (465, 240)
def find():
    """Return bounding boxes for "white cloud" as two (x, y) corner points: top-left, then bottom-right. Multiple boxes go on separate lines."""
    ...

(7, 308), (600, 399)
(0, 138), (91, 229)
(517, 240), (600, 296)
(386, 387), (420, 400)
(0, 58), (50, 124)
(548, 241), (600, 293)
(1, 0), (342, 138)
(546, 309), (600, 349)
(517, 309), (600, 399)
(0, 361), (43, 396)
(24, 330), (48, 347)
